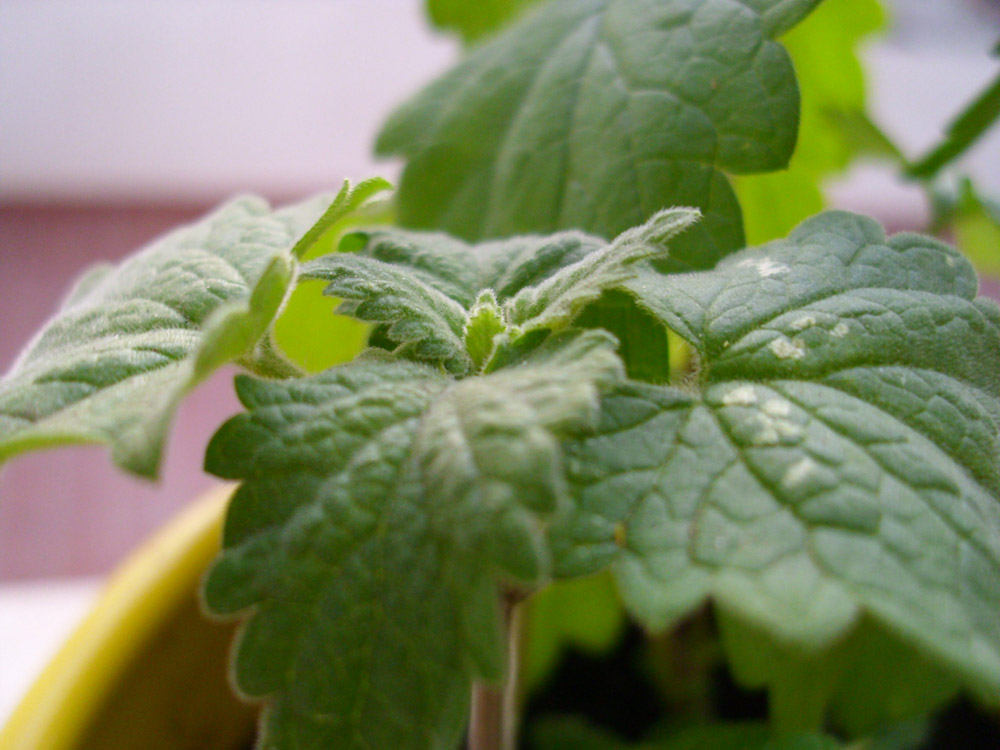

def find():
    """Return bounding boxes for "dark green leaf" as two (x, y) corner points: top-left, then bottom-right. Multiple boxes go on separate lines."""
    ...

(379, 0), (822, 267)
(426, 0), (544, 43)
(554, 212), (1000, 714)
(734, 0), (889, 245)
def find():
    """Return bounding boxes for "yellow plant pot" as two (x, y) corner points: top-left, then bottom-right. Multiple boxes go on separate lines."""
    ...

(0, 486), (258, 750)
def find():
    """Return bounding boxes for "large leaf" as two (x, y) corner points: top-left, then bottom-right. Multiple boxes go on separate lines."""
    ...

(0, 195), (338, 477)
(202, 332), (622, 750)
(378, 0), (821, 268)
(553, 212), (1000, 711)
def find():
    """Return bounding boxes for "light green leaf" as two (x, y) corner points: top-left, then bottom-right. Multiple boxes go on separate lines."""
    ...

(554, 211), (1000, 712)
(272, 182), (394, 375)
(426, 0), (544, 43)
(202, 331), (621, 750)
(288, 177), (392, 260)
(522, 571), (626, 693)
(0, 194), (337, 477)
(950, 179), (1000, 277)
(378, 0), (822, 268)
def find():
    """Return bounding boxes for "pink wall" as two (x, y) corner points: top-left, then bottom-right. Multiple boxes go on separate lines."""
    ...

(0, 204), (241, 579)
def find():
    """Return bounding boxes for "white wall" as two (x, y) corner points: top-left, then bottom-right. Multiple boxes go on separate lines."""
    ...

(0, 0), (458, 202)
(1, 0), (997, 204)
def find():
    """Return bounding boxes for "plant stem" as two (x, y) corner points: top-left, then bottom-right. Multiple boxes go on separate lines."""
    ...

(468, 596), (523, 750)
(769, 651), (837, 736)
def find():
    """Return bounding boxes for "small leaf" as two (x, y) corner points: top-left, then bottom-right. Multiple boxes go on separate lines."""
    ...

(203, 331), (622, 749)
(288, 177), (392, 260)
(554, 211), (1000, 714)
(504, 207), (699, 332)
(379, 0), (823, 267)
(464, 290), (508, 371)
(0, 194), (337, 477)
(302, 252), (473, 373)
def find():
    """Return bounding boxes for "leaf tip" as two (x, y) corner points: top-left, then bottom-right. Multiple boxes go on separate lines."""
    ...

(613, 206), (701, 254)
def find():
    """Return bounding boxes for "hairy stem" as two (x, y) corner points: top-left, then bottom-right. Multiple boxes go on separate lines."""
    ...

(468, 596), (523, 750)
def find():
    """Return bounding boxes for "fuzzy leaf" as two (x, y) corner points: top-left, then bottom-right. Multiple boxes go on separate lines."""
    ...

(554, 211), (1000, 707)
(307, 214), (693, 372)
(288, 177), (393, 260)
(202, 331), (621, 750)
(302, 253), (473, 373)
(504, 207), (699, 331)
(378, 0), (821, 267)
(0, 195), (339, 477)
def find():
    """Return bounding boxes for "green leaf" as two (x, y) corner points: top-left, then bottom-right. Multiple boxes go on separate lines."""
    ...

(651, 725), (840, 750)
(202, 331), (621, 750)
(288, 177), (393, 260)
(0, 194), (337, 477)
(553, 211), (1000, 713)
(272, 182), (394, 374)
(304, 210), (694, 373)
(734, 0), (889, 245)
(302, 250), (474, 373)
(504, 207), (699, 332)
(950, 179), (1000, 277)
(522, 571), (626, 693)
(532, 716), (629, 750)
(426, 0), (544, 43)
(378, 0), (822, 268)
(574, 290), (674, 384)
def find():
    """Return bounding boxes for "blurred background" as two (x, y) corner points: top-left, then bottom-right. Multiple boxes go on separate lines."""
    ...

(0, 0), (998, 578)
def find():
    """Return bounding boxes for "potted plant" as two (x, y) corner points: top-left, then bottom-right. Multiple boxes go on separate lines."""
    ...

(2, 1), (1000, 748)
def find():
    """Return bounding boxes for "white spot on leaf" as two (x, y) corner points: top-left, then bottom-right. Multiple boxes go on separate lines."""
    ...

(791, 315), (816, 331)
(782, 457), (817, 489)
(749, 405), (802, 446)
(723, 385), (758, 406)
(738, 257), (790, 278)
(768, 337), (806, 360)
(762, 399), (790, 417)
(831, 322), (849, 338)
